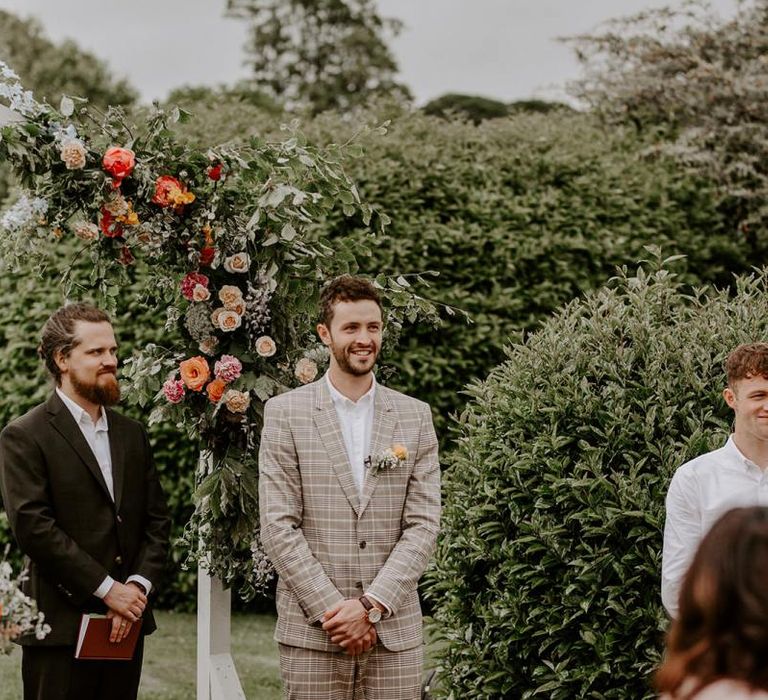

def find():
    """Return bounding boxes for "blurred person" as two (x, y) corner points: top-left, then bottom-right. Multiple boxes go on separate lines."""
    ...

(656, 506), (768, 699)
(0, 302), (171, 700)
(662, 343), (768, 617)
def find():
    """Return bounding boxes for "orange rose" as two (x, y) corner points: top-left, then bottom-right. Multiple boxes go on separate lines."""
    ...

(102, 146), (135, 184)
(179, 356), (210, 391)
(206, 378), (227, 403)
(392, 444), (409, 461)
(152, 175), (195, 208)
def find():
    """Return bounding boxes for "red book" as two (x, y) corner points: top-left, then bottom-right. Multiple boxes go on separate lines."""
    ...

(74, 614), (142, 661)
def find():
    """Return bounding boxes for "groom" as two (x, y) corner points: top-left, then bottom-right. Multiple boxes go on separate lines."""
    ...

(259, 275), (441, 699)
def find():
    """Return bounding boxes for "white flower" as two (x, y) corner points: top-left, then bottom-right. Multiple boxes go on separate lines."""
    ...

(0, 195), (48, 232)
(294, 357), (318, 384)
(192, 284), (211, 302)
(217, 310), (242, 332)
(223, 389), (250, 413)
(60, 139), (86, 170)
(255, 335), (277, 357)
(223, 252), (250, 274)
(73, 221), (99, 241)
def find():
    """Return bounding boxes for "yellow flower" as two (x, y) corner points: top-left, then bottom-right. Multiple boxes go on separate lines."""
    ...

(392, 444), (408, 461)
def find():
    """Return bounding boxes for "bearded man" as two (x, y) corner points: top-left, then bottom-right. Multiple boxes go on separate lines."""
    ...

(259, 275), (441, 700)
(0, 302), (170, 700)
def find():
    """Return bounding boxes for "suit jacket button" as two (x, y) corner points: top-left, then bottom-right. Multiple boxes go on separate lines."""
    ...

(359, 541), (367, 549)
(116, 515), (123, 524)
(115, 556), (123, 565)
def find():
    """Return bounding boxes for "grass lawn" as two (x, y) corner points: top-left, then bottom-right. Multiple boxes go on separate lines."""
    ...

(0, 611), (440, 699)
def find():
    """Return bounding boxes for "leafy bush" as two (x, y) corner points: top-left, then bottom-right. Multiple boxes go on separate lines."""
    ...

(426, 257), (768, 699)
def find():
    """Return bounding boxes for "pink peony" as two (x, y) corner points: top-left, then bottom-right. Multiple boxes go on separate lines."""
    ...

(181, 272), (209, 301)
(214, 355), (243, 383)
(162, 378), (185, 404)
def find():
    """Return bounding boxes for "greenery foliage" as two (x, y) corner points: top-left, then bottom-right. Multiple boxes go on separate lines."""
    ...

(312, 108), (748, 442)
(426, 256), (768, 699)
(567, 0), (768, 243)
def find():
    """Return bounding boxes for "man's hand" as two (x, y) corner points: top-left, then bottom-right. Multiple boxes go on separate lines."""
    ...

(103, 581), (146, 622)
(321, 599), (378, 655)
(106, 610), (133, 644)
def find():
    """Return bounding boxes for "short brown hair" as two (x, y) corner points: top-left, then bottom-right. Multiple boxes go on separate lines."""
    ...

(726, 342), (768, 386)
(655, 507), (768, 698)
(38, 303), (111, 383)
(319, 275), (382, 326)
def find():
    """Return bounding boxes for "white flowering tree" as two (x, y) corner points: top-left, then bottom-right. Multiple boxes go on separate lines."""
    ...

(0, 556), (50, 654)
(0, 63), (441, 696)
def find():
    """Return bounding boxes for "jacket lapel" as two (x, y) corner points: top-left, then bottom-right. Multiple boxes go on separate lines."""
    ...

(359, 387), (397, 516)
(46, 393), (114, 505)
(106, 410), (125, 511)
(313, 381), (360, 516)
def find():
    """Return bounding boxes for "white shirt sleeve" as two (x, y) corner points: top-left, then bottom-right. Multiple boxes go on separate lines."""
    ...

(661, 467), (701, 618)
(126, 574), (152, 595)
(93, 575), (115, 599)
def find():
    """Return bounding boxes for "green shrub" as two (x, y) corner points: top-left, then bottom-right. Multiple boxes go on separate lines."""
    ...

(426, 258), (768, 699)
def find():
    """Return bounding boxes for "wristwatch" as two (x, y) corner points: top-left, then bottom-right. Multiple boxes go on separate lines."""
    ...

(359, 595), (382, 624)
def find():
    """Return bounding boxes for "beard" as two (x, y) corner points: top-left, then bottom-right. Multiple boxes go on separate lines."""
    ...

(69, 370), (121, 406)
(330, 341), (379, 377)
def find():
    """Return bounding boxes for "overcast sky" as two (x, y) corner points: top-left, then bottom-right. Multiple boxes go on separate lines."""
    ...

(0, 0), (741, 105)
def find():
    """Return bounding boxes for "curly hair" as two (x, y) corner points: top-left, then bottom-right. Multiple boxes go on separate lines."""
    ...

(38, 302), (111, 384)
(726, 343), (768, 386)
(655, 507), (768, 699)
(318, 275), (381, 326)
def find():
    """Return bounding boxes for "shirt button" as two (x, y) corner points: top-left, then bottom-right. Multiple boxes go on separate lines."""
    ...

(115, 555), (123, 565)
(359, 541), (367, 549)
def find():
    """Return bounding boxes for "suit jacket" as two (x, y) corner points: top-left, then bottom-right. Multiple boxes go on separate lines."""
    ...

(258, 378), (441, 652)
(0, 392), (171, 646)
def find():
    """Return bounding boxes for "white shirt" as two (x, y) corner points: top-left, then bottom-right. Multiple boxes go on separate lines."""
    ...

(325, 373), (389, 616)
(56, 388), (152, 598)
(661, 436), (768, 617)
(326, 373), (375, 496)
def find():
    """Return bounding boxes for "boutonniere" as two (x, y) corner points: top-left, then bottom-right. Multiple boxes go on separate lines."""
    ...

(366, 444), (408, 474)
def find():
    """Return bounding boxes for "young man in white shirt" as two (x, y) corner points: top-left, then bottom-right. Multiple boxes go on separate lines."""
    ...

(662, 342), (768, 617)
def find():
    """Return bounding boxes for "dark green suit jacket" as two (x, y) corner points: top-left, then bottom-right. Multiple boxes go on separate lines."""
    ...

(0, 392), (171, 646)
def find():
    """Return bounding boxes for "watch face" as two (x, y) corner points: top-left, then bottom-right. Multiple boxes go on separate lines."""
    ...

(367, 608), (382, 624)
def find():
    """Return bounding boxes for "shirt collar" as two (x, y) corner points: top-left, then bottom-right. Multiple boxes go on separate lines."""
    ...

(56, 387), (108, 431)
(325, 372), (376, 409)
(724, 434), (761, 472)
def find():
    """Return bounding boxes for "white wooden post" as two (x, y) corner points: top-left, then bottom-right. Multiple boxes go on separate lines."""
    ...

(197, 566), (246, 700)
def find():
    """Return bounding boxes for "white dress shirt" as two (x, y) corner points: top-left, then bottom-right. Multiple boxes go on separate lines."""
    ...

(325, 373), (389, 616)
(661, 436), (768, 617)
(56, 388), (152, 599)
(326, 373), (375, 496)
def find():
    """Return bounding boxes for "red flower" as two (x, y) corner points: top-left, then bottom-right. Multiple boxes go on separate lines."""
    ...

(200, 246), (216, 266)
(102, 147), (135, 186)
(207, 163), (223, 181)
(180, 272), (209, 301)
(119, 246), (135, 266)
(99, 208), (123, 238)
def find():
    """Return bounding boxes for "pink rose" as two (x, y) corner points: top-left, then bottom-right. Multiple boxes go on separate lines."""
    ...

(162, 378), (185, 404)
(192, 284), (211, 302)
(181, 272), (209, 301)
(214, 355), (243, 383)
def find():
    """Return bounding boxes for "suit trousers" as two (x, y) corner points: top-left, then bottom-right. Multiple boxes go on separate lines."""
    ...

(21, 638), (145, 700)
(278, 642), (423, 700)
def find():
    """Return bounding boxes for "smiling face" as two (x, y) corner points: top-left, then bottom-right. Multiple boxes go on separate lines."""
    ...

(317, 299), (383, 377)
(56, 320), (121, 406)
(724, 374), (768, 444)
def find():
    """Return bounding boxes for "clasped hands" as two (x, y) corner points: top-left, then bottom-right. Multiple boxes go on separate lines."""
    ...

(321, 598), (380, 655)
(104, 581), (147, 644)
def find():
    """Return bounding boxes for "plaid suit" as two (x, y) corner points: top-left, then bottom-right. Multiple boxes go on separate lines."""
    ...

(259, 378), (440, 697)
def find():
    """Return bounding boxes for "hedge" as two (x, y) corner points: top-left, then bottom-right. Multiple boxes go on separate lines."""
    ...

(313, 109), (752, 443)
(425, 258), (768, 699)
